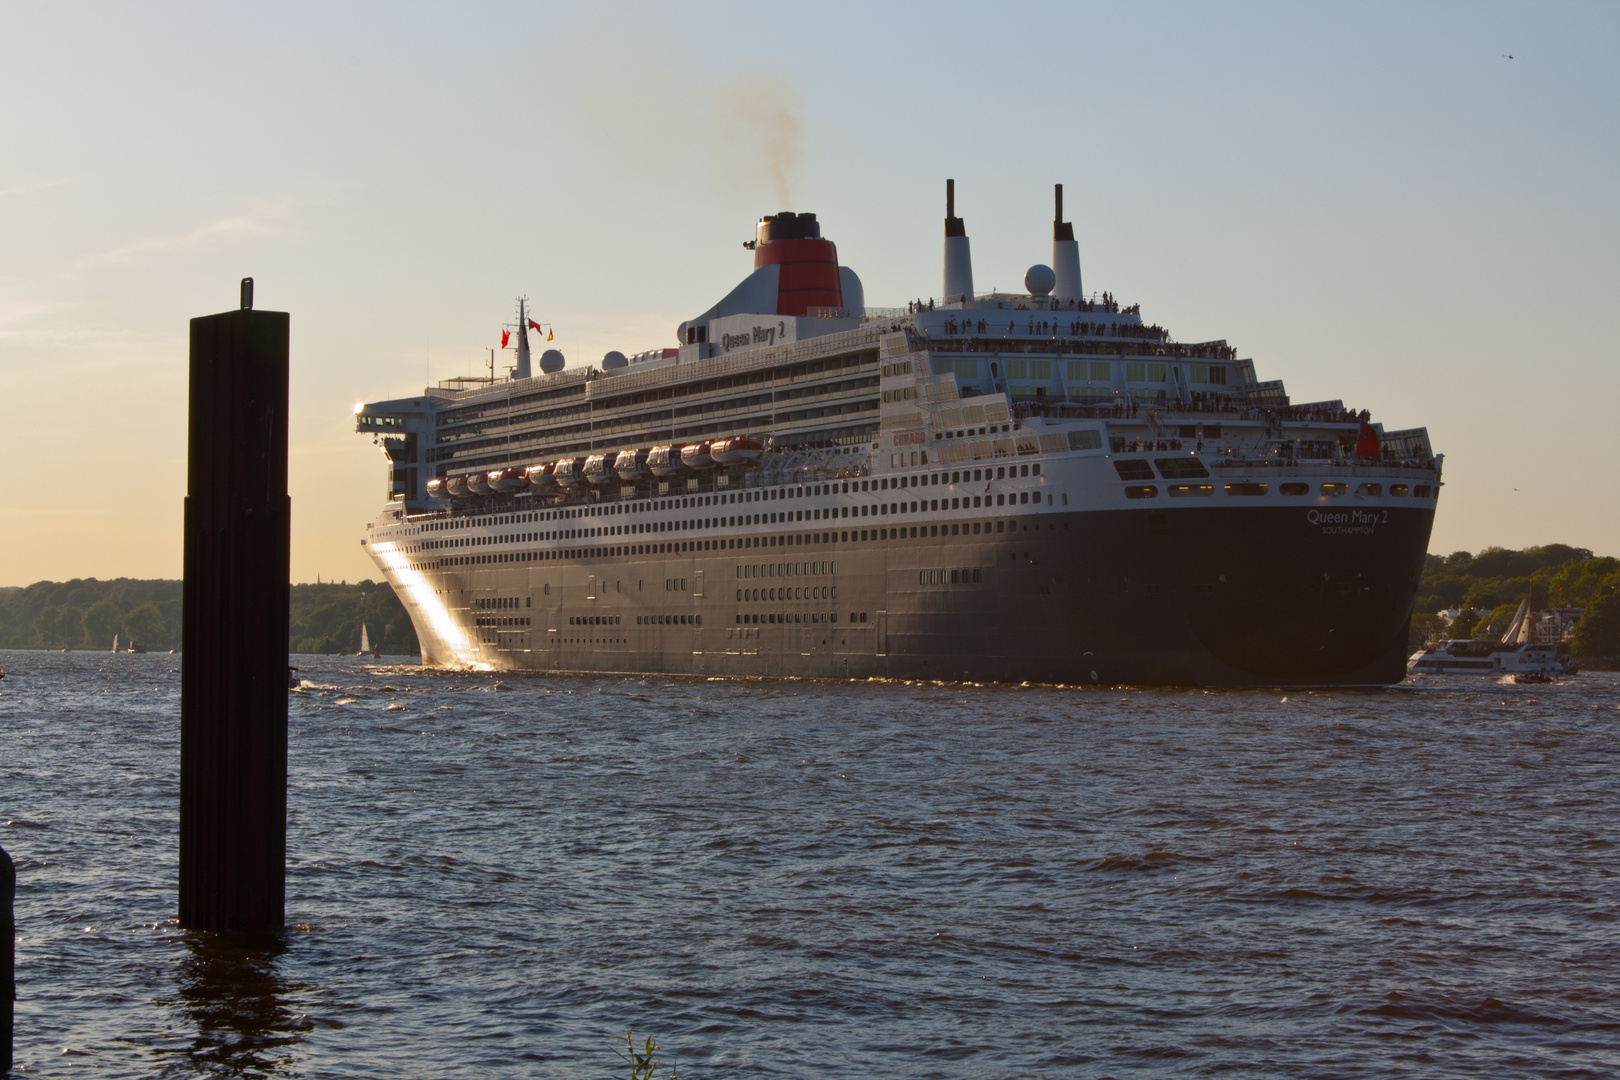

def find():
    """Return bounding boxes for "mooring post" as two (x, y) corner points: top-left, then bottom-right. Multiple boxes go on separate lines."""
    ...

(179, 279), (290, 932)
(3, 843), (13, 1074)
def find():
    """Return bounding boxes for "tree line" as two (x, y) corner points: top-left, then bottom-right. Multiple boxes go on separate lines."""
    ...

(1412, 544), (1620, 656)
(0, 579), (419, 657)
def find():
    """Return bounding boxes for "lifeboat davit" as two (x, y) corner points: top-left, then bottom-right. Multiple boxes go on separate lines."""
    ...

(614, 448), (650, 481)
(583, 453), (614, 485)
(552, 457), (587, 487)
(523, 462), (556, 489)
(467, 471), (493, 495)
(446, 474), (471, 498)
(426, 477), (450, 500)
(710, 436), (764, 465)
(680, 441), (715, 469)
(648, 445), (683, 477)
(489, 466), (527, 492)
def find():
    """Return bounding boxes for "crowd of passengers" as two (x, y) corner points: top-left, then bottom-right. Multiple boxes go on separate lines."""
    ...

(906, 293), (1136, 316)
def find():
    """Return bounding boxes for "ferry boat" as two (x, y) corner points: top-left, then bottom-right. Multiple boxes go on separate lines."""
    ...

(1407, 598), (1566, 677)
(354, 182), (1442, 685)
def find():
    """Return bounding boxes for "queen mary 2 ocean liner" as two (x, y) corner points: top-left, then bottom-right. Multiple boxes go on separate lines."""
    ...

(354, 182), (1442, 686)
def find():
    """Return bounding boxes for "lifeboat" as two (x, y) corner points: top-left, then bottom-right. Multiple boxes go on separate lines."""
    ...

(710, 435), (764, 465)
(446, 474), (471, 498)
(426, 477), (450, 500)
(488, 466), (527, 492)
(467, 472), (493, 495)
(583, 453), (614, 485)
(647, 445), (683, 477)
(552, 457), (587, 487)
(614, 448), (650, 481)
(523, 462), (556, 489)
(680, 441), (716, 469)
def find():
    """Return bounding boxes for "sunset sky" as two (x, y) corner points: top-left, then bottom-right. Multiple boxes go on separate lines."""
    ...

(1, 1), (1615, 585)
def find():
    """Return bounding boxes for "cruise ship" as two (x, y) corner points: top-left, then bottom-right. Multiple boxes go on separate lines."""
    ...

(355, 182), (1442, 685)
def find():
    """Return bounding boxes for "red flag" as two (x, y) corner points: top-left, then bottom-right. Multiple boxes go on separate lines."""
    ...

(528, 319), (542, 332)
(500, 329), (510, 348)
(1355, 422), (1380, 459)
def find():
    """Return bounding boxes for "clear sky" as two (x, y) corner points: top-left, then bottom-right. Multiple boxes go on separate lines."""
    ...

(2, 1), (1615, 586)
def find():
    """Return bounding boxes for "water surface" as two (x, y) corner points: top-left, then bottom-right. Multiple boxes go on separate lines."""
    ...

(2, 651), (1617, 1077)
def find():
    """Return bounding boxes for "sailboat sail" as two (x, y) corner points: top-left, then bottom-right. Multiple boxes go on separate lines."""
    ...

(1497, 599), (1529, 646)
(359, 624), (370, 654)
(112, 633), (119, 653)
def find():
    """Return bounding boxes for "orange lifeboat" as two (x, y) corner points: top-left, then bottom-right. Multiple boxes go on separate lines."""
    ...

(467, 472), (493, 495)
(680, 441), (716, 469)
(426, 477), (450, 500)
(583, 453), (614, 485)
(489, 466), (527, 492)
(523, 462), (556, 489)
(710, 435), (764, 465)
(648, 445), (683, 477)
(614, 448), (650, 481)
(446, 475), (471, 497)
(552, 457), (587, 487)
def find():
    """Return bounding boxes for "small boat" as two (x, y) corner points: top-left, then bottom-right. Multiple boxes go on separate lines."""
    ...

(647, 445), (683, 477)
(582, 453), (614, 485)
(112, 633), (119, 653)
(552, 457), (587, 487)
(1408, 597), (1564, 678)
(523, 462), (557, 489)
(358, 624), (371, 655)
(287, 665), (300, 688)
(488, 466), (528, 492)
(425, 477), (450, 500)
(710, 435), (764, 465)
(446, 474), (471, 498)
(467, 472), (493, 495)
(126, 642), (147, 654)
(613, 448), (650, 481)
(680, 441), (716, 469)
(1513, 670), (1554, 684)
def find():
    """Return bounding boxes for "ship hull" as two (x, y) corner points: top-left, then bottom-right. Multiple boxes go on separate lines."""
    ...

(376, 503), (1434, 687)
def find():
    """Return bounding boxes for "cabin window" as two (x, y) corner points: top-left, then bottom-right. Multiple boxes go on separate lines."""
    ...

(1280, 483), (1309, 496)
(1125, 486), (1159, 500)
(1320, 483), (1348, 496)
(1391, 484), (1409, 496)
(1113, 460), (1155, 481)
(1168, 484), (1214, 498)
(1357, 483), (1383, 497)
(1415, 485), (1432, 497)
(1225, 483), (1268, 496)
(1155, 457), (1209, 479)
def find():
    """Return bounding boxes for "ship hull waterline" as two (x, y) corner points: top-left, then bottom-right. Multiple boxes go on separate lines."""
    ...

(374, 504), (1435, 688)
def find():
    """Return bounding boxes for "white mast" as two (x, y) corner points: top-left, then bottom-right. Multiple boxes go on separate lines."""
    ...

(512, 297), (532, 379)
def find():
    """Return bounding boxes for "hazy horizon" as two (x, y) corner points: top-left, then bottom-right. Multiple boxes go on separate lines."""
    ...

(3, 1), (1616, 586)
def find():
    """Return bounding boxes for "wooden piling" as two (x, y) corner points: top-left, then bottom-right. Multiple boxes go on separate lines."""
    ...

(179, 281), (290, 932)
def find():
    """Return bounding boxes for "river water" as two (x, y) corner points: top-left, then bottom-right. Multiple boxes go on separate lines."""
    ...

(1, 650), (1617, 1078)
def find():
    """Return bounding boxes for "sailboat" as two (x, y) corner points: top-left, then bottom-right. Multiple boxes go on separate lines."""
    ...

(357, 624), (371, 656)
(112, 633), (119, 653)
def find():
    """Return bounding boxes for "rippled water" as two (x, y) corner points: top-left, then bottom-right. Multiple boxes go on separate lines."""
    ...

(2, 650), (1617, 1078)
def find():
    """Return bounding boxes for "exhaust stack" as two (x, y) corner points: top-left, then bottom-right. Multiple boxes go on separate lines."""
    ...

(943, 179), (974, 305)
(1051, 183), (1082, 303)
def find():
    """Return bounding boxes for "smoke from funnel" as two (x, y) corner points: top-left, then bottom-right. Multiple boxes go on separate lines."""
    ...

(717, 77), (803, 207)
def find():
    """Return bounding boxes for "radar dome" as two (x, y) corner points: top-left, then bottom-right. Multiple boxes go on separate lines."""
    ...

(539, 349), (565, 374)
(602, 350), (628, 370)
(1024, 264), (1056, 296)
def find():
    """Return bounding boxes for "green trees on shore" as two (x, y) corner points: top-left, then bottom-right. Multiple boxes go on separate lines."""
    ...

(0, 579), (419, 656)
(1410, 544), (1619, 654)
